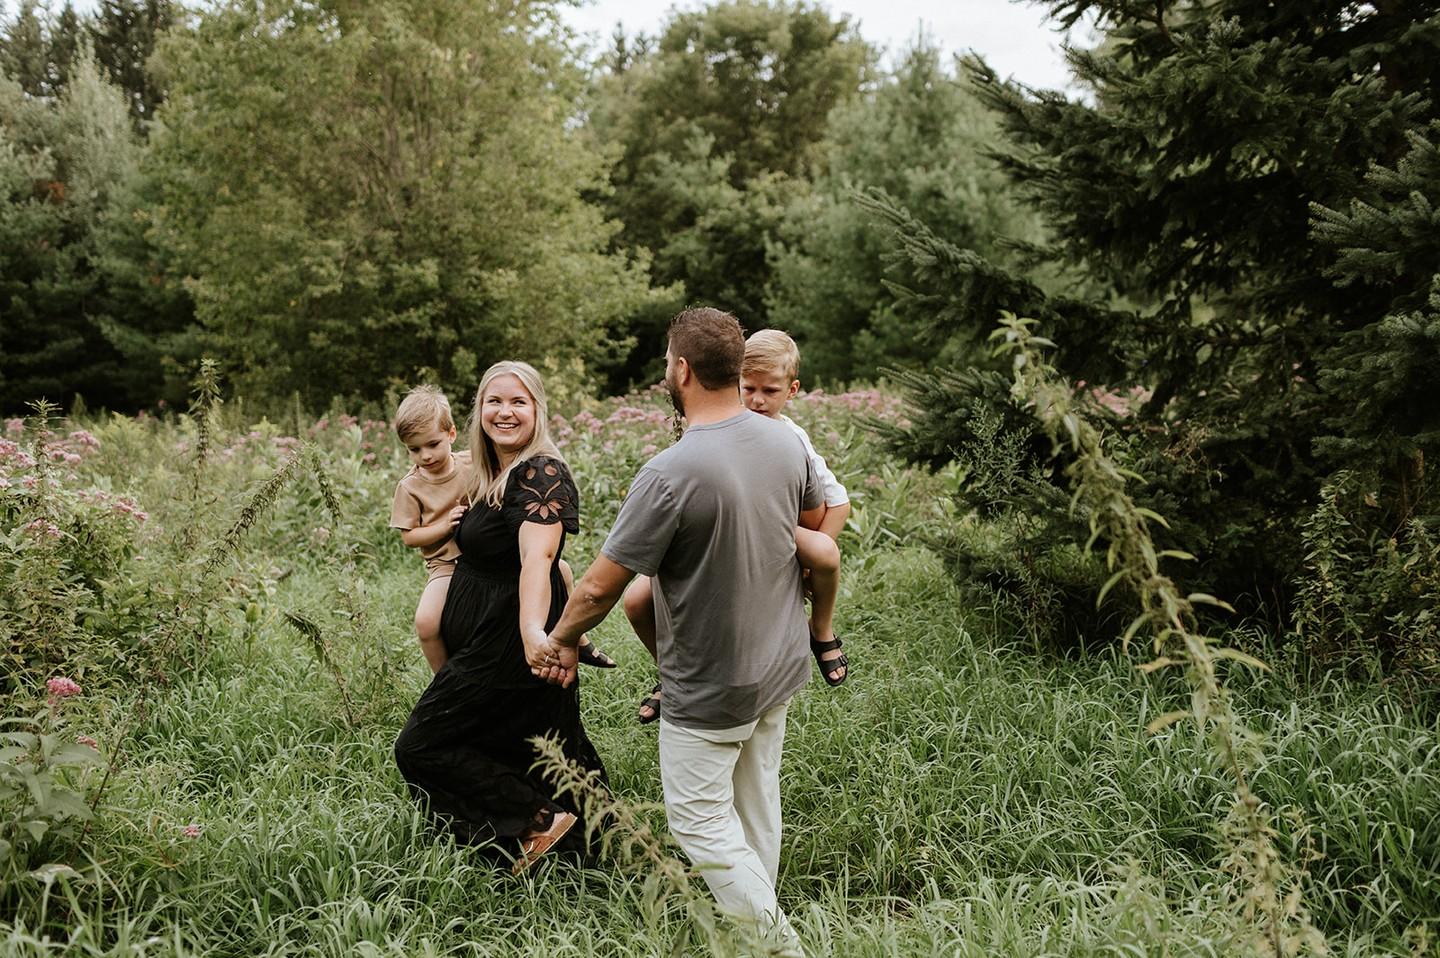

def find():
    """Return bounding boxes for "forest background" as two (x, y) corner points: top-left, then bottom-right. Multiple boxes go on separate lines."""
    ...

(1, 0), (1438, 955)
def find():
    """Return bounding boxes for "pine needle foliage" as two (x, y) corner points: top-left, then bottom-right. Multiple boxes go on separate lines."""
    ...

(872, 2), (1440, 637)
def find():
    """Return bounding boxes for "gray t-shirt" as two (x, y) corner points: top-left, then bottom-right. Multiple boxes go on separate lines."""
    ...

(603, 411), (823, 730)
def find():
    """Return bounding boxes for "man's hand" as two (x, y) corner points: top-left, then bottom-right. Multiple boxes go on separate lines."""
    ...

(530, 635), (577, 688)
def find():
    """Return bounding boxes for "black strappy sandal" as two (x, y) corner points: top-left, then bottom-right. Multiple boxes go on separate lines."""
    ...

(637, 682), (662, 724)
(576, 640), (617, 668)
(810, 633), (849, 687)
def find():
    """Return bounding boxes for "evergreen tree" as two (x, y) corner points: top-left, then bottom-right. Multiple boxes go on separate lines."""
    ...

(0, 56), (185, 412)
(91, 0), (174, 124)
(589, 0), (872, 385)
(879, 1), (1440, 624)
(0, 3), (55, 97)
(766, 41), (1048, 383)
(47, 3), (81, 92)
(1311, 121), (1440, 522)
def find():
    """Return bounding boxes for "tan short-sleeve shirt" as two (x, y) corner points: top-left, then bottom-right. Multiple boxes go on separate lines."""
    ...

(390, 450), (471, 563)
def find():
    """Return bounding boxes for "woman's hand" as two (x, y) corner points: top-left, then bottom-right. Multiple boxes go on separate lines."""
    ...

(530, 634), (577, 688)
(521, 625), (552, 671)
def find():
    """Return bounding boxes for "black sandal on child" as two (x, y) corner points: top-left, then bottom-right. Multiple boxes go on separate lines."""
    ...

(576, 641), (617, 668)
(810, 633), (849, 687)
(637, 682), (662, 724)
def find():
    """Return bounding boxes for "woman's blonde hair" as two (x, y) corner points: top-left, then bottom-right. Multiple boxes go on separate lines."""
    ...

(464, 360), (564, 508)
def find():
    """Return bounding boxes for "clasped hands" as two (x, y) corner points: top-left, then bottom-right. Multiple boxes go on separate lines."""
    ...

(523, 627), (577, 687)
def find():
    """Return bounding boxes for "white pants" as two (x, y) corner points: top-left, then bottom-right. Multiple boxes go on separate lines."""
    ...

(658, 703), (801, 954)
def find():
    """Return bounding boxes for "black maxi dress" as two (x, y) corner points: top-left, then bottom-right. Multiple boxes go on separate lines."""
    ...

(393, 455), (607, 850)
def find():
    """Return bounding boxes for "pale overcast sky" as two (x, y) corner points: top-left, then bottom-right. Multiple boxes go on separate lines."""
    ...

(1, 0), (1091, 91)
(559, 0), (1094, 91)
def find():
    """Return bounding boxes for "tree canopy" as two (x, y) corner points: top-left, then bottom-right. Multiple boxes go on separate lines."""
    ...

(147, 0), (663, 404)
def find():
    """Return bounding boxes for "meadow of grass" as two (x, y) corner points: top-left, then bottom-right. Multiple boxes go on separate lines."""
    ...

(0, 387), (1436, 957)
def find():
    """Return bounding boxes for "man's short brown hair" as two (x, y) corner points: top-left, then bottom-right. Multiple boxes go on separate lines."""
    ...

(668, 307), (745, 391)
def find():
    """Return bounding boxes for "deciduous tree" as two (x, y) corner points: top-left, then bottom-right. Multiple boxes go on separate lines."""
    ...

(150, 0), (663, 404)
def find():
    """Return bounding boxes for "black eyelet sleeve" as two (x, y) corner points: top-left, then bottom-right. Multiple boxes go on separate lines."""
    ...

(502, 456), (580, 534)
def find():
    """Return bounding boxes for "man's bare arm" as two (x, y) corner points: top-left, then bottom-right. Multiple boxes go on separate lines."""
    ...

(549, 553), (636, 650)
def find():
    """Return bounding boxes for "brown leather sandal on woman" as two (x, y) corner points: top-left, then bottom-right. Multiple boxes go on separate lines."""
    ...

(512, 810), (577, 875)
(576, 640), (617, 668)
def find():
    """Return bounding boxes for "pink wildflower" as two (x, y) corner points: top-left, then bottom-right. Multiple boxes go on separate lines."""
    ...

(574, 411), (604, 435)
(4, 418), (23, 436)
(640, 444), (658, 457)
(24, 519), (62, 541)
(77, 735), (98, 749)
(22, 475), (38, 489)
(181, 824), (201, 838)
(68, 430), (99, 450)
(46, 676), (81, 699)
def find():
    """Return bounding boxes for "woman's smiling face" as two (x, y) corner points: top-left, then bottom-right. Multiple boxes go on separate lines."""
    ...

(480, 373), (536, 461)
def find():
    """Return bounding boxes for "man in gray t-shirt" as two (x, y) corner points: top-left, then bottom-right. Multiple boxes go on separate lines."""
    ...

(536, 307), (833, 954)
(602, 409), (821, 729)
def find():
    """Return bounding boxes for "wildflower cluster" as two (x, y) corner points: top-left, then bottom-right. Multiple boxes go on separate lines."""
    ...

(46, 675), (82, 700)
(1076, 382), (1154, 418)
(1, 675), (104, 884)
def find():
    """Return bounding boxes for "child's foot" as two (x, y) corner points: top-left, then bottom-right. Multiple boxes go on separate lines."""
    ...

(809, 629), (848, 686)
(637, 682), (662, 724)
(576, 637), (617, 668)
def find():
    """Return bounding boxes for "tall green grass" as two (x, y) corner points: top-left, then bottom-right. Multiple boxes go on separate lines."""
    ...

(1, 394), (1436, 956)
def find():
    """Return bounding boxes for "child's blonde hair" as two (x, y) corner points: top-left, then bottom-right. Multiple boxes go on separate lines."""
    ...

(464, 361), (565, 508)
(742, 329), (801, 382)
(394, 384), (454, 442)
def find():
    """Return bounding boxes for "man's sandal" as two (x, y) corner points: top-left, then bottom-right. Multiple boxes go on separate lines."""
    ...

(576, 641), (617, 668)
(810, 633), (849, 687)
(637, 682), (662, 724)
(512, 810), (577, 876)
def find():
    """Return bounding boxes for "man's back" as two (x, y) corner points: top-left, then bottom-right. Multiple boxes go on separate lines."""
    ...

(603, 411), (821, 729)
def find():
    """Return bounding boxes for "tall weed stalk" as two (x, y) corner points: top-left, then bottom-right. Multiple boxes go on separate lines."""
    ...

(992, 313), (1325, 957)
(530, 735), (774, 958)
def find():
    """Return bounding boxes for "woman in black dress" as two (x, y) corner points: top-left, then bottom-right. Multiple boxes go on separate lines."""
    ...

(394, 360), (606, 873)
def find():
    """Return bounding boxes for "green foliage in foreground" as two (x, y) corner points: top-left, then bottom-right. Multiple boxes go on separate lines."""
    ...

(0, 392), (1437, 955)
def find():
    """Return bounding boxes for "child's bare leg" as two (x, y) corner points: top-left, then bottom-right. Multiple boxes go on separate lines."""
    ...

(796, 526), (844, 683)
(414, 576), (451, 674)
(623, 574), (659, 661)
(623, 575), (661, 722)
(560, 558), (613, 666)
